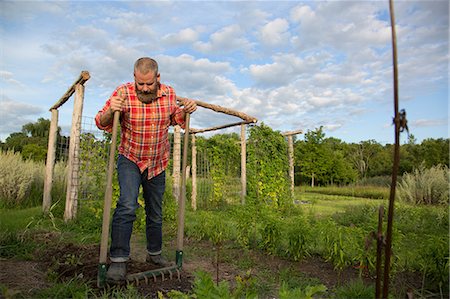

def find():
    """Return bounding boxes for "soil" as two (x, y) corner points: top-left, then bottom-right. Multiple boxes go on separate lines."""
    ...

(0, 233), (424, 298)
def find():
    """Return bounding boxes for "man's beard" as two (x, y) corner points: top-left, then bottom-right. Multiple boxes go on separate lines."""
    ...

(136, 84), (159, 103)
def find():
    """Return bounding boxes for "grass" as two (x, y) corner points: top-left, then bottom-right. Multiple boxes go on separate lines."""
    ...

(0, 206), (42, 233)
(295, 191), (386, 217)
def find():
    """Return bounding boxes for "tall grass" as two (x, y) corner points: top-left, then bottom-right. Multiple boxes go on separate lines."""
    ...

(0, 151), (44, 208)
(397, 165), (449, 205)
(0, 150), (67, 209)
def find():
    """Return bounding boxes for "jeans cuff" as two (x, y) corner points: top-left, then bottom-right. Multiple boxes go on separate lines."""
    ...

(110, 256), (129, 263)
(147, 250), (162, 256)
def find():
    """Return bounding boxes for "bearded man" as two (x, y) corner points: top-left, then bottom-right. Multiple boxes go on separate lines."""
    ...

(95, 57), (197, 282)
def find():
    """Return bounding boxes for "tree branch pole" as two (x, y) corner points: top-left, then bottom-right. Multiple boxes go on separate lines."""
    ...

(383, 0), (401, 297)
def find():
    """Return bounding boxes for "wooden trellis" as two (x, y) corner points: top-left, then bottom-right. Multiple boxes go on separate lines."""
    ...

(172, 97), (257, 210)
(43, 71), (90, 221)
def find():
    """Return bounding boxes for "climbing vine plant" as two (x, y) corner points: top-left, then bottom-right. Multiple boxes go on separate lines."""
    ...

(247, 123), (290, 208)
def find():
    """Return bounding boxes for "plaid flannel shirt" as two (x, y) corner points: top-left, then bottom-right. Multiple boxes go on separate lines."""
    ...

(95, 82), (185, 179)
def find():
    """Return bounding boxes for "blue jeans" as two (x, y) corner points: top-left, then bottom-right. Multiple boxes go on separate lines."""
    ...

(110, 155), (166, 262)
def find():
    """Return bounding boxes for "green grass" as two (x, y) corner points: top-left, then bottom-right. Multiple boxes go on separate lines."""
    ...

(300, 185), (390, 200)
(0, 206), (42, 233)
(295, 192), (386, 217)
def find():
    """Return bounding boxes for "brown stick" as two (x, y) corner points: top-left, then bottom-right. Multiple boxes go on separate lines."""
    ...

(190, 120), (255, 134)
(176, 113), (190, 252)
(177, 96), (257, 123)
(99, 111), (120, 265)
(375, 205), (384, 298)
(383, 0), (401, 297)
(50, 71), (90, 110)
(282, 129), (303, 136)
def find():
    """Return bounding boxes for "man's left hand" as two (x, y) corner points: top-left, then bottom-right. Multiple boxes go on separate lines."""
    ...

(183, 99), (197, 114)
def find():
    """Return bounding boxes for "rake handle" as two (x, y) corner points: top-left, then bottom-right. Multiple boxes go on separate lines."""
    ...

(99, 111), (120, 265)
(176, 113), (190, 252)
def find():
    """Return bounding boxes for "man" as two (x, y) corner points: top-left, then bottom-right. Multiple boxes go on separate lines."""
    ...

(95, 57), (197, 281)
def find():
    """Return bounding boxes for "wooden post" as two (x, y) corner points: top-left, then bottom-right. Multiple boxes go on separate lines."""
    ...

(172, 125), (181, 203)
(240, 124), (247, 204)
(191, 134), (197, 211)
(64, 83), (85, 222)
(282, 130), (302, 200)
(287, 135), (294, 199)
(42, 109), (59, 214)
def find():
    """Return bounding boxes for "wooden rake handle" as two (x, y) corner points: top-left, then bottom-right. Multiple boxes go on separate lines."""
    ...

(99, 111), (120, 265)
(176, 113), (190, 252)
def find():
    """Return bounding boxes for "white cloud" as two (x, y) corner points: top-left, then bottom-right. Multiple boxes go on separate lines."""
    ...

(259, 18), (290, 47)
(0, 71), (24, 86)
(410, 118), (447, 128)
(162, 28), (199, 46)
(194, 24), (252, 53)
(0, 98), (44, 137)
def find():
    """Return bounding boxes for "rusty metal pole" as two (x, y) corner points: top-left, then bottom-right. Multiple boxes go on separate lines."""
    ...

(383, 0), (401, 297)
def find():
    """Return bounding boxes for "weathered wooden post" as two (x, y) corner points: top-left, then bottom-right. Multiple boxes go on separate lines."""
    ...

(240, 124), (247, 204)
(64, 83), (85, 221)
(42, 109), (59, 214)
(282, 129), (303, 200)
(191, 134), (197, 210)
(172, 125), (181, 203)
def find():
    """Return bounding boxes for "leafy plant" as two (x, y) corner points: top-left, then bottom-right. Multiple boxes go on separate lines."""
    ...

(278, 281), (327, 299)
(334, 279), (374, 299)
(247, 124), (290, 208)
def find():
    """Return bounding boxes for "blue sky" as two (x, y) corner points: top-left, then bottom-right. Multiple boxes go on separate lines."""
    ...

(0, 0), (448, 144)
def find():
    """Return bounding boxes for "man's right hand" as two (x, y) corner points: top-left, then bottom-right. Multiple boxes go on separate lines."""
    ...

(101, 90), (126, 127)
(109, 91), (126, 114)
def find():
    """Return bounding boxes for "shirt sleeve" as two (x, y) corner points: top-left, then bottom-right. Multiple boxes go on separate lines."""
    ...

(95, 87), (124, 132)
(95, 99), (113, 132)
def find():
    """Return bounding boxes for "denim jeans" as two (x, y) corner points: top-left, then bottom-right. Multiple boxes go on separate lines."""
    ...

(109, 155), (166, 262)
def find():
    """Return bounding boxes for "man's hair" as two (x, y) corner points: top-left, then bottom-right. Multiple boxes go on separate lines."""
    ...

(134, 57), (158, 75)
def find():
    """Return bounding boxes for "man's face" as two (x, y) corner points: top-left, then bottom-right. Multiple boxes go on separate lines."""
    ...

(134, 70), (160, 103)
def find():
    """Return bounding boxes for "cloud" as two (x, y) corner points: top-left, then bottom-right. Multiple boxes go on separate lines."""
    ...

(0, 71), (24, 86)
(194, 24), (252, 54)
(259, 18), (290, 47)
(0, 98), (44, 138)
(162, 28), (200, 46)
(410, 118), (447, 128)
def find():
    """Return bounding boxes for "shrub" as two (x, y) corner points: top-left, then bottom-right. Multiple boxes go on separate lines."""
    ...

(397, 165), (449, 205)
(0, 150), (44, 208)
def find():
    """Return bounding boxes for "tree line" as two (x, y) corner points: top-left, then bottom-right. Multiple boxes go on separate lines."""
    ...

(1, 118), (448, 188)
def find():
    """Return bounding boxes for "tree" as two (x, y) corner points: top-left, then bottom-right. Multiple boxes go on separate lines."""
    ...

(1, 118), (64, 162)
(295, 127), (332, 187)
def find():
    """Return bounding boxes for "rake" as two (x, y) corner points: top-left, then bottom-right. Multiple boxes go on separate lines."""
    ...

(97, 111), (191, 287)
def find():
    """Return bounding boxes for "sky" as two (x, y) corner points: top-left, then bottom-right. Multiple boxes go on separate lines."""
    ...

(0, 0), (448, 145)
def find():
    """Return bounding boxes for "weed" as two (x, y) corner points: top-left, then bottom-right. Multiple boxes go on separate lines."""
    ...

(333, 279), (375, 299)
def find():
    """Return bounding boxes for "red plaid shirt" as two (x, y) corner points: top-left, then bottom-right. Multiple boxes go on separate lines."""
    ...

(95, 82), (185, 179)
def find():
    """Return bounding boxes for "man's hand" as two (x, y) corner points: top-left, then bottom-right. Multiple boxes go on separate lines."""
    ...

(183, 99), (197, 114)
(100, 90), (126, 127)
(109, 91), (126, 114)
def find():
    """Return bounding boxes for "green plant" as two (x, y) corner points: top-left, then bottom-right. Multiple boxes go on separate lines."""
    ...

(334, 279), (374, 299)
(278, 281), (327, 299)
(33, 276), (93, 298)
(192, 270), (232, 298)
(285, 215), (311, 261)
